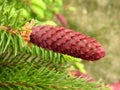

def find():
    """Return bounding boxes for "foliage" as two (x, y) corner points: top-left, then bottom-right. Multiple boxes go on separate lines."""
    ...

(0, 0), (110, 90)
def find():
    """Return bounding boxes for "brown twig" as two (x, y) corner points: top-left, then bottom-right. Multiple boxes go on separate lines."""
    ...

(0, 19), (35, 42)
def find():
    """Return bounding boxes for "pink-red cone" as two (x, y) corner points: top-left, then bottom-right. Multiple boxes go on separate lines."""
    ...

(56, 13), (67, 27)
(69, 70), (95, 82)
(30, 25), (106, 61)
(109, 81), (120, 90)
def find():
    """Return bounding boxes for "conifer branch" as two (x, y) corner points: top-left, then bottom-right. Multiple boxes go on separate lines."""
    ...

(0, 65), (109, 90)
(0, 1), (109, 90)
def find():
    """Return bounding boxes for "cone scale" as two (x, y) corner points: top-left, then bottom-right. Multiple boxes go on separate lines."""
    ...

(30, 25), (106, 61)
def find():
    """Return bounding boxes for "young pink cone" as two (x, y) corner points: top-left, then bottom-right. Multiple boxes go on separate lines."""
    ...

(109, 81), (120, 90)
(69, 70), (95, 82)
(56, 13), (67, 27)
(30, 25), (106, 61)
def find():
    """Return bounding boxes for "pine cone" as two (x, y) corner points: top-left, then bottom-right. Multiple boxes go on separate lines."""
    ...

(69, 70), (95, 82)
(30, 25), (106, 61)
(56, 13), (67, 27)
(109, 81), (120, 90)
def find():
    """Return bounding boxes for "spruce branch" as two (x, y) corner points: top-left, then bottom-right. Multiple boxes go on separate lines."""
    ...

(0, 29), (70, 64)
(0, 1), (109, 90)
(0, 65), (109, 90)
(0, 51), (67, 72)
(0, 0), (106, 61)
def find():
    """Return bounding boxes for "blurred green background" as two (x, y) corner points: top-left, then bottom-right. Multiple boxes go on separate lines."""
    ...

(63, 0), (120, 84)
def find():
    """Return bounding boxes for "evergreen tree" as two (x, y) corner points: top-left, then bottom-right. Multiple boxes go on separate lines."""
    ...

(0, 0), (109, 90)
